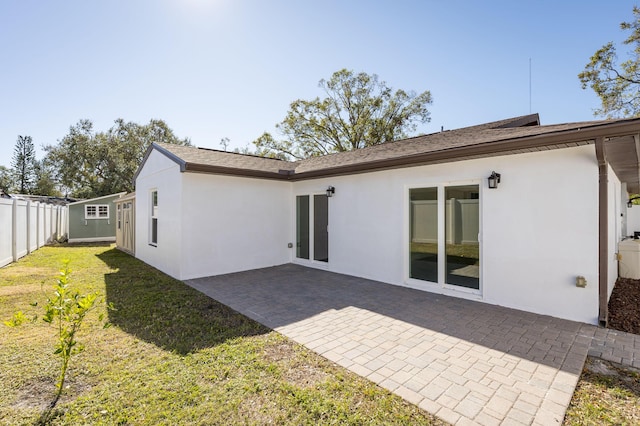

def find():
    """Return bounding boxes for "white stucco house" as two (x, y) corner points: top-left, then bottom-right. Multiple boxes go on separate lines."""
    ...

(132, 114), (640, 326)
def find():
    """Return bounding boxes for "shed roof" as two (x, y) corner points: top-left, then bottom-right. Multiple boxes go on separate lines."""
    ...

(67, 192), (127, 206)
(139, 114), (640, 191)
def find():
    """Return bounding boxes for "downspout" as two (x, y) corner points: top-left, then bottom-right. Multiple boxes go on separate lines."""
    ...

(595, 137), (608, 326)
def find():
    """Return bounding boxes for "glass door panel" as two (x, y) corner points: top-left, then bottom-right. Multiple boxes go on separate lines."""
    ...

(313, 194), (329, 262)
(409, 187), (438, 282)
(445, 185), (480, 289)
(296, 195), (310, 259)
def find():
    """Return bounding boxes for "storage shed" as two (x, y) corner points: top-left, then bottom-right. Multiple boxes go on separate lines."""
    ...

(67, 192), (126, 243)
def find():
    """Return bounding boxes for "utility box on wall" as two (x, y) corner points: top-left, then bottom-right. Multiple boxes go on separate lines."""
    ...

(619, 239), (640, 279)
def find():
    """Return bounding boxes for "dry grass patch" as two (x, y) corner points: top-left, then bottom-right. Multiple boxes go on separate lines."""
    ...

(0, 283), (46, 297)
(564, 357), (640, 425)
(262, 339), (329, 388)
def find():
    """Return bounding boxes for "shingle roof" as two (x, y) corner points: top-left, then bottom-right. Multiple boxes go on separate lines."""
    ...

(147, 114), (640, 181)
(153, 143), (295, 175)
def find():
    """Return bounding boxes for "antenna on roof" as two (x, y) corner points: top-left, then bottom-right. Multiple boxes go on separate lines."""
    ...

(529, 58), (532, 114)
(220, 137), (230, 152)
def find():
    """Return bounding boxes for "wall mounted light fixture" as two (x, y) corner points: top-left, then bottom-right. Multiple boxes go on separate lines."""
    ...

(326, 186), (335, 197)
(627, 196), (640, 208)
(487, 171), (501, 189)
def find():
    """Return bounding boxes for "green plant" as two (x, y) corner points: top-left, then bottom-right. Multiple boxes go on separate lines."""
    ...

(4, 260), (110, 417)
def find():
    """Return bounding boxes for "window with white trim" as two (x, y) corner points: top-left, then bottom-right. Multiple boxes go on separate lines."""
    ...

(85, 204), (109, 219)
(150, 190), (158, 245)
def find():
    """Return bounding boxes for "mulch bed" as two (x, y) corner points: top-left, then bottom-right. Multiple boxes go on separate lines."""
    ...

(608, 277), (640, 334)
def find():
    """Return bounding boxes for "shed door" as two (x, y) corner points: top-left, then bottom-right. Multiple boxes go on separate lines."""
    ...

(116, 204), (123, 247)
(122, 202), (135, 254)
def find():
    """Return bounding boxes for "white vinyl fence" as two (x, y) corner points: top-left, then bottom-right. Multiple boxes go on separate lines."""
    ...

(0, 198), (68, 268)
(411, 198), (479, 245)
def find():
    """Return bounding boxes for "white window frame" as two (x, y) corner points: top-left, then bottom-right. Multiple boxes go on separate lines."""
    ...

(291, 190), (330, 269)
(404, 179), (483, 298)
(85, 204), (109, 219)
(150, 189), (158, 246)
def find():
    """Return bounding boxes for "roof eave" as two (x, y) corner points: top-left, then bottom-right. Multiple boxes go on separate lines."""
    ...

(183, 163), (290, 180)
(291, 119), (640, 180)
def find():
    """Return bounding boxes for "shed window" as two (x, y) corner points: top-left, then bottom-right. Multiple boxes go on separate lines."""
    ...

(150, 190), (158, 246)
(85, 204), (109, 219)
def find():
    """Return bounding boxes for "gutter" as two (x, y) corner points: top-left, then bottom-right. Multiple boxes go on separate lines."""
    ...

(595, 137), (608, 326)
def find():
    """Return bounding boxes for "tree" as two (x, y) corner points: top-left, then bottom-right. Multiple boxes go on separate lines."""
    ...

(45, 119), (191, 198)
(32, 158), (61, 196)
(253, 69), (433, 159)
(0, 166), (11, 194)
(579, 6), (640, 118)
(11, 135), (37, 194)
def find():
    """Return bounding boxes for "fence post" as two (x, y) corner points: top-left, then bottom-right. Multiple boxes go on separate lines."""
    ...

(36, 202), (40, 249)
(11, 199), (17, 262)
(26, 200), (31, 254)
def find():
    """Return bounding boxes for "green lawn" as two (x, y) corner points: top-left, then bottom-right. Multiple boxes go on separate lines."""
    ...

(564, 357), (640, 425)
(0, 244), (444, 425)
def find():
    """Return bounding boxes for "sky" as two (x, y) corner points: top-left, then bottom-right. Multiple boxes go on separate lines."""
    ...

(0, 0), (637, 168)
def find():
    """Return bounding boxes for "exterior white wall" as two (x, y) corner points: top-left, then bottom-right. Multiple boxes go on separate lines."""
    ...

(608, 165), (622, 298)
(134, 151), (292, 280)
(293, 144), (600, 324)
(135, 150), (184, 279)
(179, 173), (291, 280)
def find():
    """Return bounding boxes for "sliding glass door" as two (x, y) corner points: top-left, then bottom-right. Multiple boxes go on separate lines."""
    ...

(409, 184), (480, 291)
(296, 195), (310, 259)
(445, 185), (479, 289)
(313, 194), (329, 262)
(409, 187), (438, 282)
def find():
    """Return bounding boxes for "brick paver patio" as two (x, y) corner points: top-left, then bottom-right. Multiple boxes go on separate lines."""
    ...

(186, 264), (640, 425)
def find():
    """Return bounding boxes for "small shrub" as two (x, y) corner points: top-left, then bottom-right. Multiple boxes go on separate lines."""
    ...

(4, 260), (111, 422)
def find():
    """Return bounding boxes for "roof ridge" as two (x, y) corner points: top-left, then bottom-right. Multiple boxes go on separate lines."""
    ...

(196, 145), (288, 162)
(456, 113), (540, 131)
(155, 141), (288, 162)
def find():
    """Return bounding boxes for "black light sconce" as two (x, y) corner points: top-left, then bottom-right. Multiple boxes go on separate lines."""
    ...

(627, 196), (640, 208)
(326, 186), (335, 197)
(487, 171), (501, 189)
